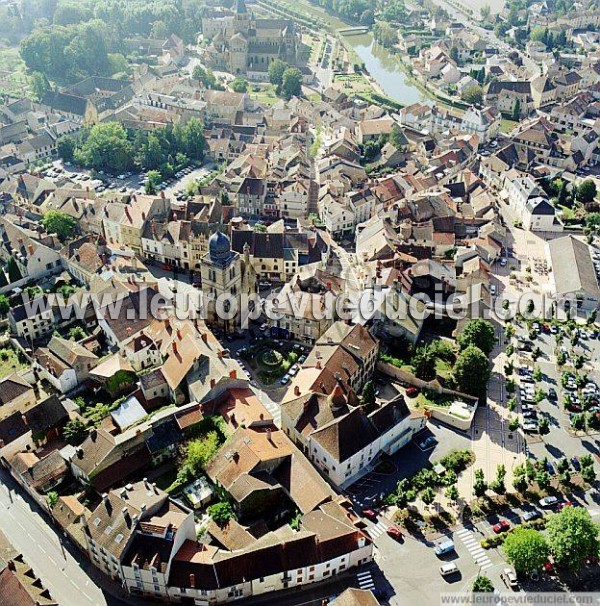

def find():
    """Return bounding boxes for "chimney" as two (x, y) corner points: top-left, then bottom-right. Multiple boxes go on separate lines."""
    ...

(294, 385), (301, 396)
(229, 369), (237, 379)
(7, 560), (15, 571)
(144, 478), (150, 489)
(172, 341), (178, 354)
(201, 333), (208, 343)
(27, 244), (34, 256)
(217, 350), (223, 359)
(161, 190), (165, 199)
(210, 378), (216, 388)
(266, 429), (273, 444)
(141, 503), (147, 513)
(177, 328), (182, 340)
(126, 327), (132, 336)
(102, 493), (109, 503)
(189, 574), (196, 588)
(142, 212), (146, 221)
(316, 360), (322, 369)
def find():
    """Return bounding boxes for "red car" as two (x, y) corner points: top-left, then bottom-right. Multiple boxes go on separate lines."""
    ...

(386, 526), (403, 541)
(406, 387), (420, 398)
(543, 561), (554, 573)
(493, 520), (510, 533)
(557, 501), (572, 511)
(362, 508), (378, 522)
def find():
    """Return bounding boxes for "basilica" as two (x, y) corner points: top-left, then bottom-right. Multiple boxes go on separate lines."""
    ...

(201, 0), (300, 78)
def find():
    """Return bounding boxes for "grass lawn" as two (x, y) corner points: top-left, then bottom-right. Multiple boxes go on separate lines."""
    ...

(249, 83), (279, 107)
(500, 118), (518, 134)
(415, 391), (454, 409)
(0, 46), (32, 98)
(0, 347), (27, 379)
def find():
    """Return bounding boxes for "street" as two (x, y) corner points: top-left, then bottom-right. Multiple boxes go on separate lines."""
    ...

(0, 468), (132, 606)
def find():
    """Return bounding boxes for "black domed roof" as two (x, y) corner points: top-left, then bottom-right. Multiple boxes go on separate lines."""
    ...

(209, 230), (231, 261)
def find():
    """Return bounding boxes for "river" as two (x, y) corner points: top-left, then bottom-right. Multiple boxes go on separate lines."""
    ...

(342, 33), (431, 107)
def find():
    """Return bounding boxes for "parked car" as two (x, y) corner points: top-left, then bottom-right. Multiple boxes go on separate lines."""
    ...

(503, 568), (518, 588)
(493, 520), (510, 533)
(279, 374), (290, 385)
(548, 388), (557, 401)
(440, 563), (458, 577)
(539, 496), (559, 508)
(406, 386), (419, 398)
(386, 526), (403, 541)
(522, 510), (540, 521)
(362, 508), (378, 522)
(434, 538), (455, 556)
(570, 456), (580, 471)
(419, 436), (436, 450)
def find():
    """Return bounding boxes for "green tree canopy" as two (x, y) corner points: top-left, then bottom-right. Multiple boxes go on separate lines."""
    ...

(453, 345), (490, 399)
(472, 575), (494, 592)
(75, 122), (133, 174)
(457, 319), (496, 355)
(462, 83), (484, 105)
(63, 418), (88, 445)
(503, 527), (549, 574)
(576, 179), (597, 204)
(281, 67), (302, 100)
(207, 501), (234, 525)
(42, 210), (77, 241)
(268, 59), (288, 89)
(231, 77), (249, 93)
(546, 507), (600, 571)
(185, 431), (220, 474)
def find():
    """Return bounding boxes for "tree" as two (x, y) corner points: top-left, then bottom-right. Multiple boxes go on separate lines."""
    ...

(382, 0), (407, 22)
(457, 319), (496, 355)
(479, 4), (491, 21)
(30, 70), (50, 101)
(512, 471), (528, 493)
(68, 326), (86, 340)
(453, 345), (490, 399)
(546, 507), (600, 571)
(421, 486), (436, 506)
(472, 575), (494, 592)
(538, 416), (550, 437)
(503, 528), (549, 574)
(42, 210), (77, 241)
(373, 21), (397, 48)
(207, 501), (234, 525)
(150, 19), (168, 39)
(413, 344), (437, 380)
(63, 418), (88, 445)
(108, 53), (128, 76)
(46, 491), (59, 509)
(145, 170), (162, 195)
(360, 380), (376, 410)
(462, 84), (483, 105)
(445, 485), (459, 502)
(0, 294), (9, 317)
(535, 470), (550, 490)
(281, 67), (302, 100)
(75, 122), (133, 174)
(576, 179), (597, 204)
(581, 458), (596, 484)
(231, 77), (249, 93)
(491, 464), (506, 494)
(533, 366), (542, 382)
(268, 59), (288, 90)
(473, 468), (487, 498)
(185, 431), (220, 473)
(192, 64), (218, 88)
(57, 135), (76, 162)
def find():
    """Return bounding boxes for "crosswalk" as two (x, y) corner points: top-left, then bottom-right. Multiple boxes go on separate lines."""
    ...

(357, 570), (375, 591)
(366, 520), (388, 539)
(455, 528), (493, 570)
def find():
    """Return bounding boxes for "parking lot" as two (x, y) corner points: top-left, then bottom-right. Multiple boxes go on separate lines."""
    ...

(37, 159), (214, 200)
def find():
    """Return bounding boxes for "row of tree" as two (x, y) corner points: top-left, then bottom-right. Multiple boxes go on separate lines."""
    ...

(4, 0), (204, 42)
(58, 119), (205, 176)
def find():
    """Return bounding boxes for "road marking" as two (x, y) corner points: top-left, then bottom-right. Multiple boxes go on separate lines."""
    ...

(367, 520), (388, 538)
(357, 570), (376, 591)
(455, 528), (493, 569)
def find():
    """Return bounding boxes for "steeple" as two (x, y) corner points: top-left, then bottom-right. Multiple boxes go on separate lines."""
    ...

(234, 0), (247, 14)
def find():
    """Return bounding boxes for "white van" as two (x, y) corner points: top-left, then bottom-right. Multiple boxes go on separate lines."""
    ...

(440, 563), (458, 576)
